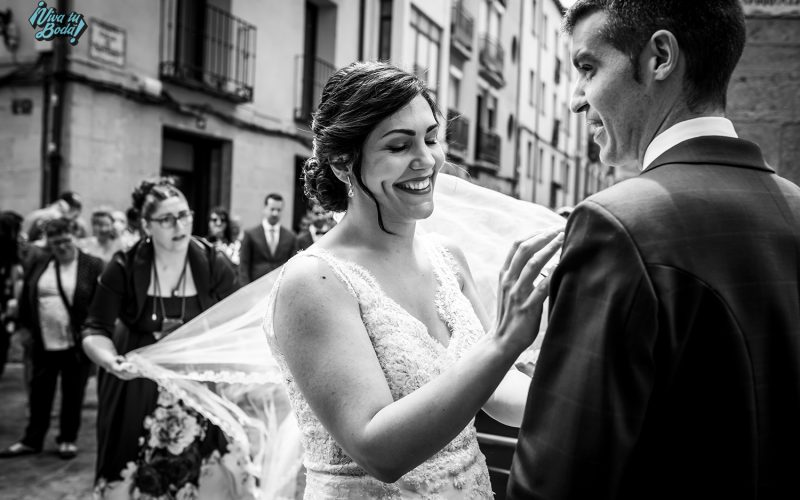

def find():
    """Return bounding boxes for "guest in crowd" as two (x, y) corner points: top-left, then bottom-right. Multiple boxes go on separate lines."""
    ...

(296, 202), (335, 251)
(23, 191), (87, 243)
(111, 209), (139, 251)
(0, 218), (104, 459)
(238, 193), (297, 284)
(79, 207), (126, 263)
(81, 177), (237, 498)
(206, 206), (241, 267)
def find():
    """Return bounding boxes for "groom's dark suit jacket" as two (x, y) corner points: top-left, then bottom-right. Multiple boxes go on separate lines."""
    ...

(508, 136), (800, 499)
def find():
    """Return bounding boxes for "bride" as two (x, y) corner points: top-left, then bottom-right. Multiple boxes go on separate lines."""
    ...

(264, 61), (563, 498)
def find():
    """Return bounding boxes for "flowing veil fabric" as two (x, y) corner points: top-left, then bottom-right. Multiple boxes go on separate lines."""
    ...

(124, 173), (565, 499)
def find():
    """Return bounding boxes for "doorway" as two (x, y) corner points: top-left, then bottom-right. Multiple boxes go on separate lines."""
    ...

(161, 128), (232, 236)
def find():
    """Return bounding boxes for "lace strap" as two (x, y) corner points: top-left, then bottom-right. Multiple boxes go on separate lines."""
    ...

(422, 237), (462, 288)
(298, 248), (362, 302)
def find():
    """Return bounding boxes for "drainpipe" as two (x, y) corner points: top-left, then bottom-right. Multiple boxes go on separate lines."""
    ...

(358, 0), (366, 60)
(42, 0), (69, 204)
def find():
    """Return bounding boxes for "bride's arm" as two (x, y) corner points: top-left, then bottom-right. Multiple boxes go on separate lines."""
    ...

(442, 240), (534, 427)
(273, 231), (561, 483)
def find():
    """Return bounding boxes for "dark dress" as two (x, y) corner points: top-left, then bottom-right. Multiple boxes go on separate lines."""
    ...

(82, 237), (237, 486)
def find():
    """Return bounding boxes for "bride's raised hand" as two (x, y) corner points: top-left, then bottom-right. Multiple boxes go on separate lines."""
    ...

(493, 228), (564, 355)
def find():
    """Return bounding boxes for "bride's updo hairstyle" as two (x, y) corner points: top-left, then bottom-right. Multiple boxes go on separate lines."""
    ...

(131, 176), (186, 224)
(303, 61), (441, 232)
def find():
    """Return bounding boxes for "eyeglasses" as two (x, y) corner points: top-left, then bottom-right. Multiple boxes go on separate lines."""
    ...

(209, 216), (226, 224)
(149, 210), (194, 229)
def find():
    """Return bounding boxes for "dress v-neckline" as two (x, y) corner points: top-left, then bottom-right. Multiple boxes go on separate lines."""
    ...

(310, 243), (455, 351)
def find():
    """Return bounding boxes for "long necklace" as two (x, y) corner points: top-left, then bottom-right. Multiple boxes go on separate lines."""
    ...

(150, 254), (188, 323)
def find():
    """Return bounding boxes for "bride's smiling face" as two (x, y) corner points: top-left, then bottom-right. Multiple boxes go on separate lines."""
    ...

(357, 94), (444, 223)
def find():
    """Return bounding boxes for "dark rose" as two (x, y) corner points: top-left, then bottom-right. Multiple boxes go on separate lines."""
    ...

(164, 444), (201, 486)
(133, 463), (168, 497)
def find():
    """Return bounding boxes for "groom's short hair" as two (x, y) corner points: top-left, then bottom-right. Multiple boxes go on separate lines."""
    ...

(562, 0), (746, 112)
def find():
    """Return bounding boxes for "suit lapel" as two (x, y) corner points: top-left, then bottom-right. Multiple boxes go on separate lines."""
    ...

(274, 227), (290, 257)
(645, 136), (773, 175)
(253, 226), (271, 258)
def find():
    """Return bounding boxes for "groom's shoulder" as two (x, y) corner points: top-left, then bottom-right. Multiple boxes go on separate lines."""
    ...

(581, 175), (665, 218)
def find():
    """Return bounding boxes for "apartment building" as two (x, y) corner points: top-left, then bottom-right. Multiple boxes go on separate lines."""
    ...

(1, 0), (603, 231)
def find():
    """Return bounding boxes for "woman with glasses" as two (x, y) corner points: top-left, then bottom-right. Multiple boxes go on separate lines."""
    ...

(81, 177), (237, 499)
(206, 206), (241, 267)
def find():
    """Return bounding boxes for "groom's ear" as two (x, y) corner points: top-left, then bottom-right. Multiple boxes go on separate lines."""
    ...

(645, 29), (681, 82)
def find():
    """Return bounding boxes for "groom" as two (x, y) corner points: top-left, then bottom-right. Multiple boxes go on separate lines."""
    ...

(508, 1), (800, 498)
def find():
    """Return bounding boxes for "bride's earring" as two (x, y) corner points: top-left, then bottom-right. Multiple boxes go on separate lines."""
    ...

(346, 177), (354, 198)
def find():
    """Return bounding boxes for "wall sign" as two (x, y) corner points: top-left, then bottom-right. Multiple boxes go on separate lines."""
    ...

(89, 18), (125, 67)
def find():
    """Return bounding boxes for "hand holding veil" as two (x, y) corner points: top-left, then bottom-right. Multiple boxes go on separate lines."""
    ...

(123, 173), (565, 499)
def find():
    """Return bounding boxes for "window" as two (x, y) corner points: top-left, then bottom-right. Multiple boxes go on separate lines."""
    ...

(486, 93), (498, 129)
(564, 160), (570, 194)
(448, 71), (461, 110)
(378, 0), (393, 60)
(411, 6), (442, 98)
(554, 57), (561, 84)
(527, 140), (533, 179)
(531, 0), (537, 35)
(540, 82), (546, 115)
(538, 147), (544, 182)
(542, 14), (548, 48)
(529, 70), (535, 106)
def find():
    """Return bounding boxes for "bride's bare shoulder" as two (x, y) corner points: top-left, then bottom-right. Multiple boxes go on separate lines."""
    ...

(277, 251), (355, 308)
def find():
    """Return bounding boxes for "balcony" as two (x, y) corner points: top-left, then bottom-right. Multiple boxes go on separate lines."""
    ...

(446, 109), (469, 159)
(475, 127), (501, 167)
(294, 55), (337, 124)
(478, 34), (505, 88)
(451, 1), (474, 56)
(159, 0), (256, 103)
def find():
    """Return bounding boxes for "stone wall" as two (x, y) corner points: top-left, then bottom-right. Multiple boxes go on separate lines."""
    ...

(728, 4), (800, 184)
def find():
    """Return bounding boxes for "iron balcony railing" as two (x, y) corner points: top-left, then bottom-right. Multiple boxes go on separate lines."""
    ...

(476, 127), (501, 166)
(451, 1), (474, 52)
(159, 0), (256, 103)
(294, 55), (336, 123)
(479, 34), (504, 79)
(446, 109), (469, 157)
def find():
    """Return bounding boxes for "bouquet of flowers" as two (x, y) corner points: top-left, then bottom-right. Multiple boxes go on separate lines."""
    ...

(121, 388), (258, 500)
(130, 389), (206, 500)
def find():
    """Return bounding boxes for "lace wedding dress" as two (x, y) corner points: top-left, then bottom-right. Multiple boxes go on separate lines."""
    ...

(123, 173), (565, 499)
(263, 237), (494, 499)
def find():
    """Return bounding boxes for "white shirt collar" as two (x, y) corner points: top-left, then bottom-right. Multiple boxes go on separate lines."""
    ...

(261, 220), (280, 232)
(642, 117), (738, 171)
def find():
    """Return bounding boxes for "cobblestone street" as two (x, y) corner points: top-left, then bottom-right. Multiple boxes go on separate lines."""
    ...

(0, 363), (97, 500)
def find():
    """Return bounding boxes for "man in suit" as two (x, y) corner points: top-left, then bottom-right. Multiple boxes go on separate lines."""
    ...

(239, 193), (297, 284)
(296, 202), (335, 251)
(508, 1), (800, 499)
(0, 218), (104, 460)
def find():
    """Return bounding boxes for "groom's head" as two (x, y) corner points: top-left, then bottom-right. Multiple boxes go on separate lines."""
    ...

(563, 0), (746, 169)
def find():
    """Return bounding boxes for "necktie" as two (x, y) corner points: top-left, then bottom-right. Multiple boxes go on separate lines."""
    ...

(268, 228), (277, 255)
